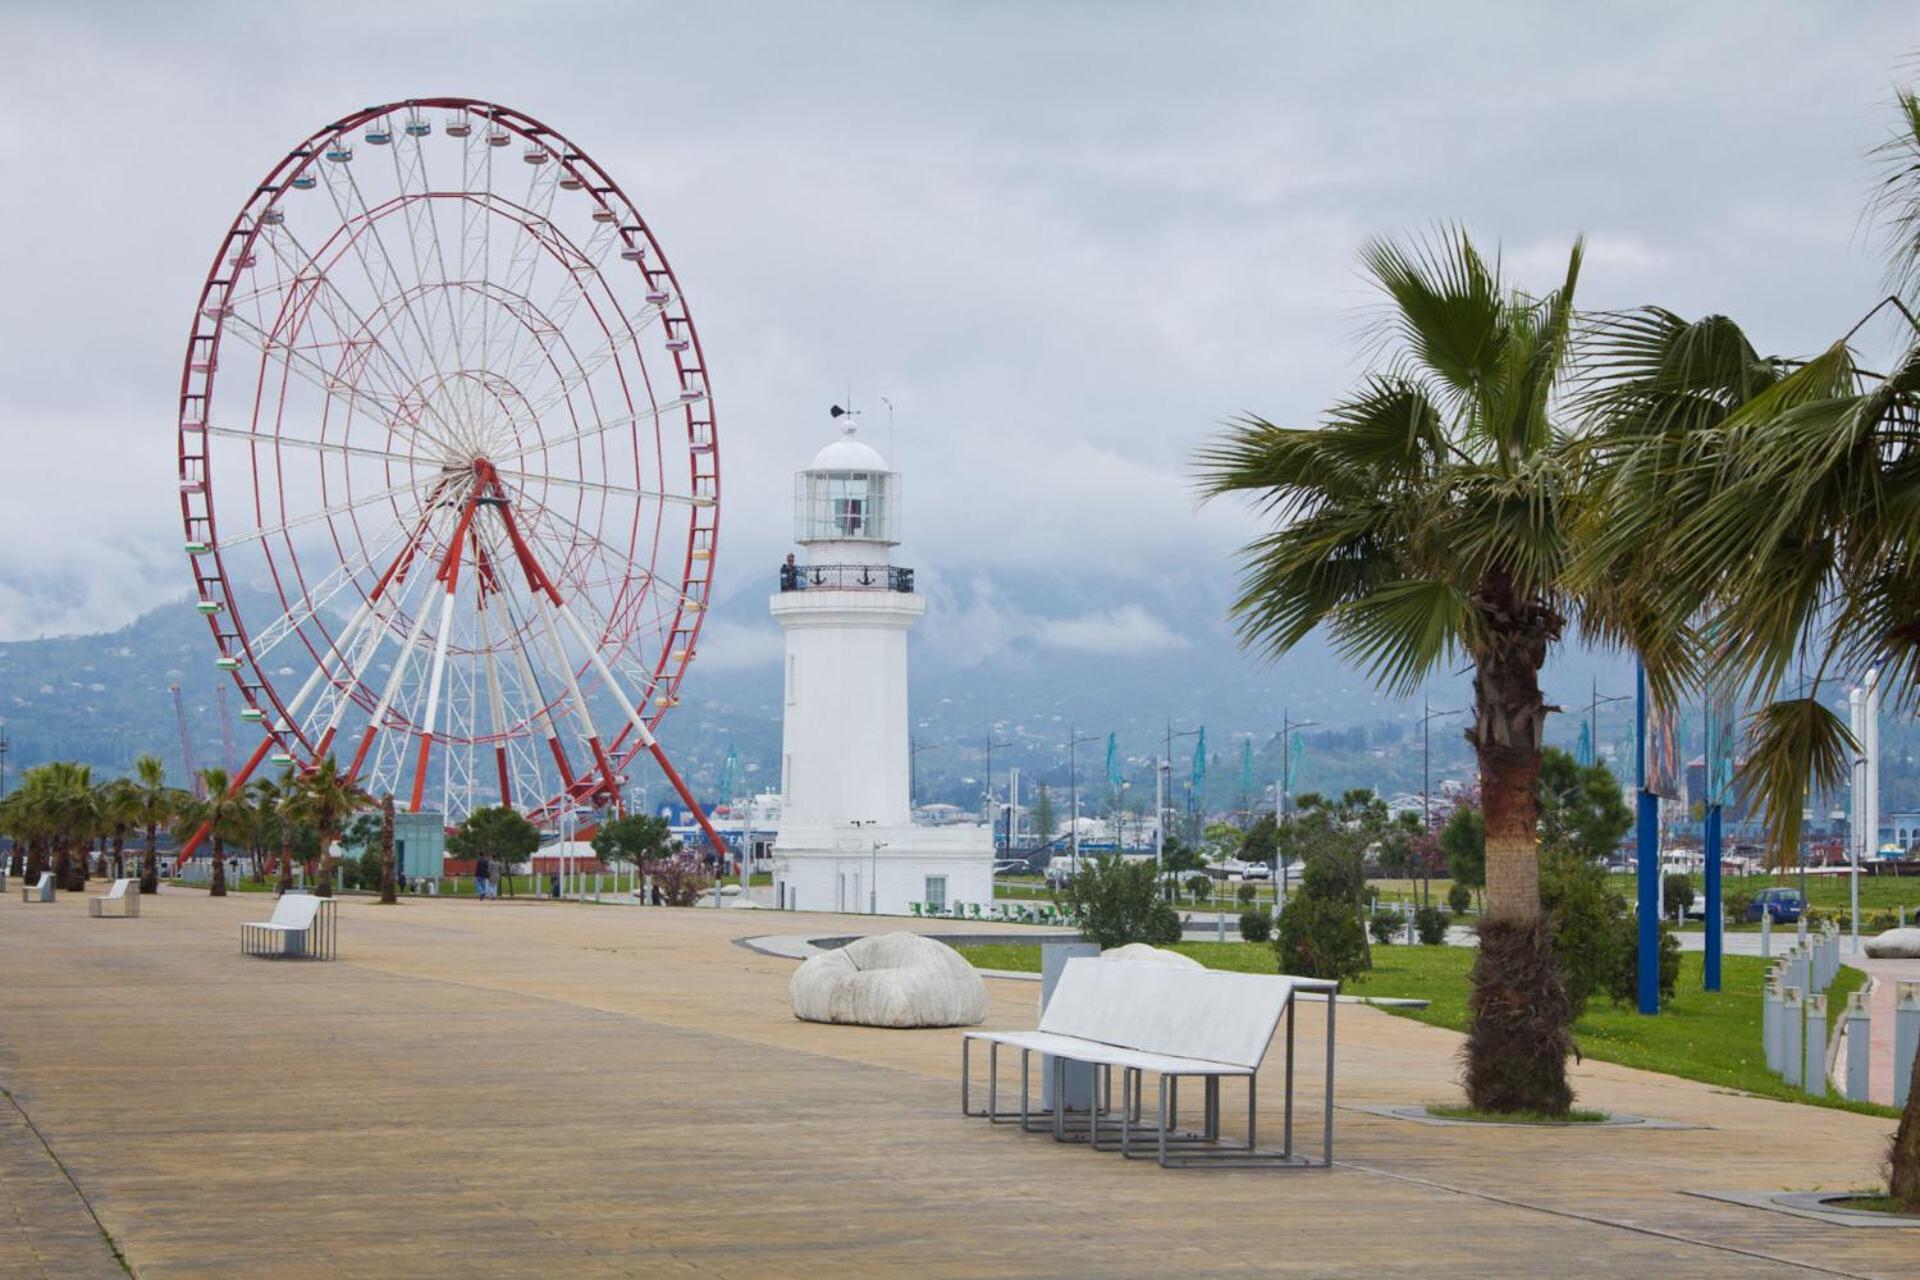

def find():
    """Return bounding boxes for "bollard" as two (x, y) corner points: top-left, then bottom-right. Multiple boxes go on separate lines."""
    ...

(1846, 990), (1872, 1102)
(1897, 982), (1920, 1110)
(1782, 986), (1804, 1087)
(1761, 910), (1773, 959)
(1804, 994), (1828, 1097)
(1764, 979), (1784, 1074)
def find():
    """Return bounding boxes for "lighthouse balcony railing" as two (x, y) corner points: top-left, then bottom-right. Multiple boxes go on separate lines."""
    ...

(778, 563), (914, 593)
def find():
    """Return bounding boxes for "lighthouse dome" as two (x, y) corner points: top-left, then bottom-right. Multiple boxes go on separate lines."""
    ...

(809, 432), (890, 474)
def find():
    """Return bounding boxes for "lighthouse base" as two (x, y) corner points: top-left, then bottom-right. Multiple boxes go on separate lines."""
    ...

(771, 823), (994, 917)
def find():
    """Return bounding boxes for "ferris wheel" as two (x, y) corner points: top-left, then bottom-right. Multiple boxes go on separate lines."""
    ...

(176, 97), (723, 846)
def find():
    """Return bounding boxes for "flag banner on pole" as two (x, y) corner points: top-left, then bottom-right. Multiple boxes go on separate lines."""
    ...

(1105, 733), (1122, 788)
(1286, 730), (1305, 790)
(1239, 739), (1254, 799)
(1705, 684), (1737, 808)
(1576, 720), (1593, 768)
(1645, 693), (1682, 800)
(1191, 727), (1207, 790)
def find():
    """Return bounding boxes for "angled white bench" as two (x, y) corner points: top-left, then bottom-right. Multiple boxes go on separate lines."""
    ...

(961, 958), (1338, 1168)
(88, 878), (140, 918)
(241, 892), (337, 960)
(20, 872), (53, 904)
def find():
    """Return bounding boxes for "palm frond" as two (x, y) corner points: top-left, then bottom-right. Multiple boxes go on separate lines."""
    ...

(1865, 87), (1920, 308)
(1325, 578), (1474, 698)
(1736, 697), (1855, 869)
(1358, 226), (1505, 411)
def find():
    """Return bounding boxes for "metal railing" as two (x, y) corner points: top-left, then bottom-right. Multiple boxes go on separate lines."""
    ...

(778, 563), (914, 592)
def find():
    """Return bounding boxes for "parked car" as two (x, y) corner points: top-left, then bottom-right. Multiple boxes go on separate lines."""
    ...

(1745, 887), (1805, 924)
(991, 860), (1028, 877)
(1240, 862), (1272, 881)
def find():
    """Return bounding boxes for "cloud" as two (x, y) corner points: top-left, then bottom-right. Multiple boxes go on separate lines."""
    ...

(1038, 605), (1190, 657)
(686, 618), (783, 672)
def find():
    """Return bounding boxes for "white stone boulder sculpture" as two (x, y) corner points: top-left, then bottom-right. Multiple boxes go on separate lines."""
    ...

(790, 932), (989, 1028)
(1099, 943), (1203, 969)
(1865, 927), (1920, 959)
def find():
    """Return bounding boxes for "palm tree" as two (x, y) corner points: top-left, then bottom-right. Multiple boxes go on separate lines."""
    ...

(1198, 228), (1593, 1115)
(283, 756), (369, 898)
(128, 753), (184, 894)
(378, 793), (398, 905)
(100, 777), (140, 879)
(177, 766), (245, 896)
(30, 762), (100, 892)
(1580, 84), (1920, 1208)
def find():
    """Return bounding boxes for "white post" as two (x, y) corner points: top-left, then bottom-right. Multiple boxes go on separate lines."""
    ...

(1804, 993), (1828, 1098)
(1782, 986), (1804, 1087)
(1846, 990), (1872, 1102)
(1761, 909), (1772, 959)
(1897, 982), (1920, 1110)
(1763, 977), (1783, 1074)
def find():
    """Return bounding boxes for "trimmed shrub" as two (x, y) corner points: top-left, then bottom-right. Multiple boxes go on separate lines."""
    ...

(1446, 882), (1473, 916)
(1236, 882), (1258, 906)
(650, 856), (712, 907)
(1238, 907), (1273, 944)
(1414, 905), (1450, 945)
(1186, 873), (1215, 902)
(1539, 849), (1618, 1017)
(1274, 894), (1368, 982)
(1060, 855), (1181, 949)
(1605, 916), (1681, 1007)
(1369, 909), (1402, 945)
(1662, 873), (1695, 919)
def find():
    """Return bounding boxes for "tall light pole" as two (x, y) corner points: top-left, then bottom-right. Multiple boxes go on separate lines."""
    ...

(850, 819), (881, 914)
(983, 729), (1013, 847)
(909, 736), (942, 810)
(1417, 698), (1461, 908)
(1161, 722), (1201, 866)
(1587, 678), (1629, 766)
(1066, 726), (1099, 878)
(1277, 710), (1317, 901)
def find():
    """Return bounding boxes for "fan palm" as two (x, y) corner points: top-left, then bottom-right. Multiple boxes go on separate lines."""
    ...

(129, 753), (185, 894)
(177, 767), (246, 896)
(283, 757), (370, 898)
(1578, 84), (1920, 1209)
(1198, 227), (1597, 1114)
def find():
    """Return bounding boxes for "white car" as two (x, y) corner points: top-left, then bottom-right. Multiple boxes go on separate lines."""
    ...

(1239, 862), (1272, 881)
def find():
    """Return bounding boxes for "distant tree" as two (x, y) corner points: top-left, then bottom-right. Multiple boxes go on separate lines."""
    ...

(1240, 813), (1279, 867)
(591, 814), (676, 874)
(1032, 784), (1055, 843)
(448, 805), (541, 896)
(176, 767), (246, 897)
(1442, 807), (1485, 892)
(1537, 748), (1632, 862)
(1271, 803), (1374, 982)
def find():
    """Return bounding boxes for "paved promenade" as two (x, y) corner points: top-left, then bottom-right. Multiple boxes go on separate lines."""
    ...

(0, 888), (1915, 1277)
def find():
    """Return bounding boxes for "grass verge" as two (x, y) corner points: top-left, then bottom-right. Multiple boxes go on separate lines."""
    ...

(1424, 1104), (1609, 1124)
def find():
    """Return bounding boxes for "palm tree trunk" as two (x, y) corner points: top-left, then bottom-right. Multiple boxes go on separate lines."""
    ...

(379, 796), (398, 905)
(210, 837), (227, 897)
(275, 838), (293, 895)
(141, 826), (158, 894)
(53, 844), (72, 893)
(313, 826), (335, 897)
(1892, 1034), (1920, 1207)
(1462, 586), (1572, 1115)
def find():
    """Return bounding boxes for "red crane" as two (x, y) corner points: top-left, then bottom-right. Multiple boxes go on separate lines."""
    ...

(171, 682), (203, 799)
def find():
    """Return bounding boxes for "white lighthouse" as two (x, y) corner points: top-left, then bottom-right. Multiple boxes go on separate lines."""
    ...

(768, 424), (993, 915)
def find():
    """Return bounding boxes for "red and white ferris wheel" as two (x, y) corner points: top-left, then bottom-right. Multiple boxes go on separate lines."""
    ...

(176, 97), (724, 848)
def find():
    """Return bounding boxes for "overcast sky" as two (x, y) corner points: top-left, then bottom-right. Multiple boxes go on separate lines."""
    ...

(0, 1), (1914, 647)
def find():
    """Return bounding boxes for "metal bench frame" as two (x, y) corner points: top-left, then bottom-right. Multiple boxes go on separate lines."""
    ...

(88, 878), (140, 918)
(241, 893), (337, 960)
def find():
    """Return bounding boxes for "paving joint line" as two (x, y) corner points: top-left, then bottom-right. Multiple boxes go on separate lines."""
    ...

(0, 1086), (133, 1277)
(1336, 1157), (1882, 1279)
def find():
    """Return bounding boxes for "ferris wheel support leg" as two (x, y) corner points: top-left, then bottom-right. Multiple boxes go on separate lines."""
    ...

(407, 499), (478, 813)
(548, 599), (728, 860)
(174, 735), (277, 868)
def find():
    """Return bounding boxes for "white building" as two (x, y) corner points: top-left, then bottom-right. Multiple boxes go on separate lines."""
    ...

(768, 426), (993, 914)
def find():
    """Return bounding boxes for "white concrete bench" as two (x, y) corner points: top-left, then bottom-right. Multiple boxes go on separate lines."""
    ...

(241, 892), (336, 960)
(961, 957), (1338, 1168)
(88, 878), (140, 918)
(20, 872), (53, 904)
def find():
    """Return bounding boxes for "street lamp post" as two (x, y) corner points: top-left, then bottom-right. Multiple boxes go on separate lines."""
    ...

(1277, 710), (1318, 903)
(1161, 723), (1202, 867)
(850, 819), (882, 915)
(1587, 678), (1630, 766)
(909, 736), (943, 811)
(984, 729), (1013, 846)
(1066, 726), (1099, 879)
(1417, 698), (1462, 909)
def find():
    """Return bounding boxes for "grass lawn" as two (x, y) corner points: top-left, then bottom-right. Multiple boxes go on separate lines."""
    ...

(1614, 870), (1920, 926)
(953, 940), (1892, 1117)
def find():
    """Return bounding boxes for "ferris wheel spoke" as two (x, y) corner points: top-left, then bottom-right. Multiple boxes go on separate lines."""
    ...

(214, 472), (442, 551)
(491, 466), (708, 508)
(323, 162), (453, 391)
(205, 423), (433, 469)
(247, 519), (412, 663)
(522, 301), (668, 417)
(490, 398), (702, 466)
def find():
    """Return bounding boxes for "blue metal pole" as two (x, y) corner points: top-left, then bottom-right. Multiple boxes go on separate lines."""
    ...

(1636, 661), (1660, 1014)
(1704, 803), (1723, 992)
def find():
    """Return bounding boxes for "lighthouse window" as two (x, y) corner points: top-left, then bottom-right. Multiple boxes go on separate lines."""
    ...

(834, 496), (864, 535)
